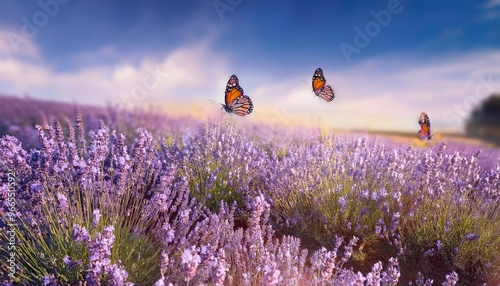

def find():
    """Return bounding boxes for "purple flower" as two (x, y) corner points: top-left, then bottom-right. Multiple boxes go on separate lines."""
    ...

(211, 249), (228, 286)
(436, 240), (442, 250)
(73, 224), (91, 244)
(464, 233), (480, 242)
(86, 225), (115, 284)
(341, 236), (359, 264)
(91, 209), (101, 229)
(381, 257), (400, 285)
(107, 262), (131, 286)
(338, 196), (347, 210)
(365, 261), (382, 286)
(56, 193), (69, 213)
(262, 261), (282, 286)
(181, 245), (201, 281)
(442, 271), (459, 286)
(62, 255), (83, 270)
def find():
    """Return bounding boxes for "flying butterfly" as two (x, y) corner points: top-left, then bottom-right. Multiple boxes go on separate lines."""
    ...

(418, 112), (432, 140)
(221, 74), (253, 116)
(312, 68), (335, 102)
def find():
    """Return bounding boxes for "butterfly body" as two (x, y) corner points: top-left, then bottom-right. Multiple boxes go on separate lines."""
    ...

(222, 74), (253, 116)
(418, 112), (432, 140)
(312, 68), (335, 102)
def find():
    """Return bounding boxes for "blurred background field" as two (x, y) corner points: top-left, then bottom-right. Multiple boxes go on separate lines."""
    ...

(2, 93), (499, 165)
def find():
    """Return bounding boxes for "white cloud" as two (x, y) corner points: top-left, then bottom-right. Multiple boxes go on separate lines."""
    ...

(1, 31), (499, 134)
(0, 36), (231, 112)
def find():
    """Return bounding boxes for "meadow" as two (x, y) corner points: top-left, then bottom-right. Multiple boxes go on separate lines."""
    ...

(0, 96), (499, 285)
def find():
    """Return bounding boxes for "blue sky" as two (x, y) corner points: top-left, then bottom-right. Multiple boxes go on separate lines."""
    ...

(1, 0), (500, 133)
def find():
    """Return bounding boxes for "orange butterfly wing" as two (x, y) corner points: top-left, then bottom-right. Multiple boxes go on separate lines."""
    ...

(223, 74), (253, 116)
(312, 68), (335, 102)
(225, 75), (244, 106)
(312, 68), (326, 94)
(418, 112), (431, 140)
(421, 123), (430, 134)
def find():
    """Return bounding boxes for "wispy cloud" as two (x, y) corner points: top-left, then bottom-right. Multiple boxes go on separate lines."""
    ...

(480, 0), (500, 20)
(482, 10), (500, 20)
(483, 0), (500, 8)
(0, 32), (230, 110)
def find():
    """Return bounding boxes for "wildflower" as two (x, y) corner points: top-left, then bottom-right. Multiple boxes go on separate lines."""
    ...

(154, 277), (174, 286)
(436, 240), (442, 250)
(389, 212), (400, 232)
(86, 226), (115, 284)
(249, 194), (269, 228)
(92, 209), (101, 229)
(159, 250), (170, 275)
(63, 255), (83, 270)
(341, 236), (359, 264)
(161, 223), (175, 244)
(414, 271), (434, 285)
(382, 257), (400, 285)
(442, 271), (459, 286)
(56, 193), (69, 213)
(365, 261), (382, 286)
(262, 261), (282, 286)
(338, 196), (347, 210)
(423, 248), (435, 257)
(43, 274), (58, 285)
(108, 262), (131, 286)
(181, 245), (201, 281)
(355, 271), (366, 284)
(444, 220), (452, 232)
(463, 233), (480, 242)
(112, 132), (131, 192)
(392, 191), (401, 205)
(73, 224), (91, 244)
(360, 189), (370, 199)
(378, 187), (388, 198)
(211, 249), (229, 286)
(321, 250), (337, 281)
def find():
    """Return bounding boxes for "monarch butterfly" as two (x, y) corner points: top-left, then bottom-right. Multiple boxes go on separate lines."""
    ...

(312, 68), (335, 102)
(418, 112), (432, 140)
(221, 74), (253, 116)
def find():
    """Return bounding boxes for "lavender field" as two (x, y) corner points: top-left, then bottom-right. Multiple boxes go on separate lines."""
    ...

(0, 97), (499, 285)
